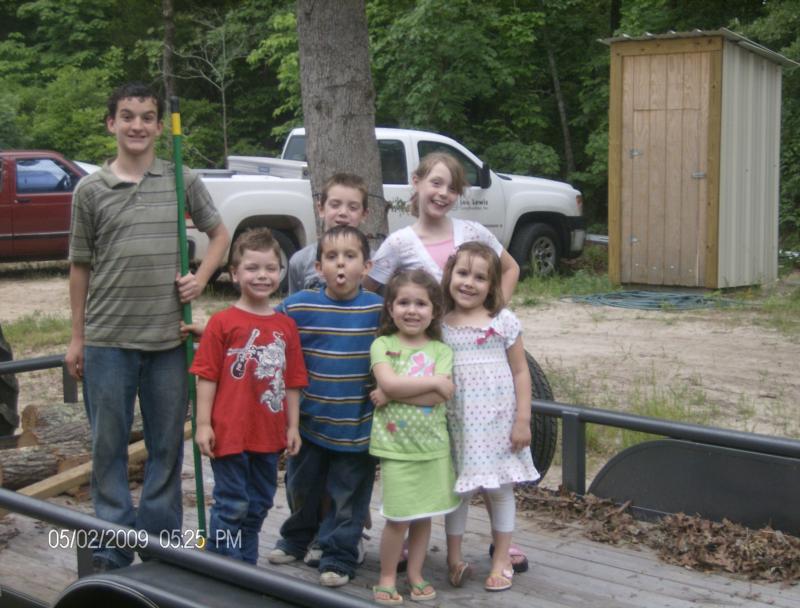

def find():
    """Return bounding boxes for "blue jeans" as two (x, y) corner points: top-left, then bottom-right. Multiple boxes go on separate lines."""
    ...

(208, 452), (279, 564)
(277, 441), (375, 577)
(83, 345), (187, 568)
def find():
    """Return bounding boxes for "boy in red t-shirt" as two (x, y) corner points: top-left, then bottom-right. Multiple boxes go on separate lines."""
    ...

(190, 228), (307, 563)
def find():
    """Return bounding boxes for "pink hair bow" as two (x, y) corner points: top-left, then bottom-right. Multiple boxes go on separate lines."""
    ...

(476, 326), (498, 345)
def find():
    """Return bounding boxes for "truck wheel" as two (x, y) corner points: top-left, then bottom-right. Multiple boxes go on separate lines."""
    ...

(230, 228), (298, 293)
(0, 324), (20, 437)
(271, 229), (298, 293)
(526, 351), (557, 478)
(510, 222), (560, 277)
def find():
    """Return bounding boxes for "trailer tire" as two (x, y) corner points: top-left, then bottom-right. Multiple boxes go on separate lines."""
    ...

(0, 324), (20, 436)
(526, 351), (557, 478)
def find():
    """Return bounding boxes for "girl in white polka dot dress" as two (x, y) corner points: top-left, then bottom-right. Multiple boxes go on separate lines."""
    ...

(369, 269), (460, 605)
(441, 242), (539, 593)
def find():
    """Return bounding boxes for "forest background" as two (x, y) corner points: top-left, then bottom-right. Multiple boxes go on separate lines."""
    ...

(0, 0), (798, 245)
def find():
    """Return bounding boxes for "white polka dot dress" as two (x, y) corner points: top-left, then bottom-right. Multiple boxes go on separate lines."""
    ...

(443, 309), (540, 494)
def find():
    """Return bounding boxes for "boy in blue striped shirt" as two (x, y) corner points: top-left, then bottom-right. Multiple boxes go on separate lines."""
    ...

(269, 225), (382, 587)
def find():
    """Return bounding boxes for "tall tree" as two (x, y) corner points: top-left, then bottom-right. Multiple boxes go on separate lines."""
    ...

(162, 0), (176, 101)
(295, 0), (386, 241)
(174, 8), (255, 158)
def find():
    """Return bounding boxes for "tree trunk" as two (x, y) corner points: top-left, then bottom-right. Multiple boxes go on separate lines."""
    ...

(295, 0), (387, 244)
(545, 40), (575, 177)
(162, 0), (176, 101)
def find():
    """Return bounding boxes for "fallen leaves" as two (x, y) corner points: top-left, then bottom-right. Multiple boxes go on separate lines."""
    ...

(515, 485), (800, 584)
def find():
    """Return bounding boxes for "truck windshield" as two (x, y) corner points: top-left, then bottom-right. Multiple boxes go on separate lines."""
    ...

(283, 136), (307, 162)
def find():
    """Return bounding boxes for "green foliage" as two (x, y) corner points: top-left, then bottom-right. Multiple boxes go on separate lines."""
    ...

(0, 0), (797, 241)
(248, 9), (301, 139)
(27, 66), (117, 162)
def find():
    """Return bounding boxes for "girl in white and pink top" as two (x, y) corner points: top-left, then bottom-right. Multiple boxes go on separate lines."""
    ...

(364, 152), (519, 302)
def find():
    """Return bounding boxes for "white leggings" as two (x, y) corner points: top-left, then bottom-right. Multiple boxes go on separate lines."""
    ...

(445, 484), (516, 536)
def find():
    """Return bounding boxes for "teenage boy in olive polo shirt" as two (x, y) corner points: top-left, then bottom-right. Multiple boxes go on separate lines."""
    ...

(66, 81), (229, 571)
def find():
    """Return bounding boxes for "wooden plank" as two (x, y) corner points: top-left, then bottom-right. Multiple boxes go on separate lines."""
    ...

(663, 54), (684, 285)
(704, 48), (723, 288)
(612, 37), (723, 58)
(607, 47), (624, 285)
(620, 55), (636, 282)
(631, 108), (650, 283)
(646, 54), (667, 285)
(696, 52), (711, 286)
(680, 51), (702, 286)
(663, 108), (684, 285)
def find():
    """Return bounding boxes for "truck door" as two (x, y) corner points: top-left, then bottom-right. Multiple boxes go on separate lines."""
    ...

(416, 140), (505, 242)
(0, 160), (12, 257)
(11, 157), (79, 258)
(380, 139), (414, 235)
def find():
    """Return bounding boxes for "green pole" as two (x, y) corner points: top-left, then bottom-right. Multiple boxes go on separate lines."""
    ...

(171, 96), (207, 539)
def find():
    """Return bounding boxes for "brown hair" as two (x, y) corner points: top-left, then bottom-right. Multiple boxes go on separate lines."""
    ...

(107, 81), (164, 121)
(319, 172), (369, 212)
(378, 269), (444, 341)
(229, 228), (282, 268)
(409, 152), (467, 217)
(441, 241), (504, 315)
(315, 225), (370, 263)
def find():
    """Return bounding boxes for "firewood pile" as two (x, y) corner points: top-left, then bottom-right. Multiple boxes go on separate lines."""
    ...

(0, 402), (143, 490)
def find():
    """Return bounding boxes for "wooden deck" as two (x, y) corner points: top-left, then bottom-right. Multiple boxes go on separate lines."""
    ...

(1, 440), (798, 607)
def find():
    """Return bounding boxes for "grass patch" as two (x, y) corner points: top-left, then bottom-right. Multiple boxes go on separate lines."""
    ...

(514, 242), (617, 306)
(516, 270), (617, 306)
(3, 313), (71, 355)
(544, 365), (720, 458)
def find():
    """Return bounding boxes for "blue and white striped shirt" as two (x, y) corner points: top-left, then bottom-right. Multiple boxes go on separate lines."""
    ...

(278, 287), (383, 452)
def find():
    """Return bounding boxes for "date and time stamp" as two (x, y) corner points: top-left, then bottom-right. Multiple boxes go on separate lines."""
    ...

(47, 528), (210, 551)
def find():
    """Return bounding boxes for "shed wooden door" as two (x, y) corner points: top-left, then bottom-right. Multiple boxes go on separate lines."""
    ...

(620, 51), (710, 285)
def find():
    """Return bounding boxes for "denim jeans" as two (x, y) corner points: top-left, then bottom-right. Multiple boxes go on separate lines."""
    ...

(277, 441), (375, 577)
(83, 345), (187, 568)
(208, 452), (279, 564)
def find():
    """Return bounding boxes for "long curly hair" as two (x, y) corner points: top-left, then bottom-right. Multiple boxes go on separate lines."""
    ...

(441, 241), (504, 315)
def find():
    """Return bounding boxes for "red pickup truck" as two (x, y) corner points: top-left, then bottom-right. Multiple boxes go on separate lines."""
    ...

(0, 150), (90, 261)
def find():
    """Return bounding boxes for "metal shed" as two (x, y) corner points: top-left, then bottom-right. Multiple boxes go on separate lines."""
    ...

(604, 29), (798, 288)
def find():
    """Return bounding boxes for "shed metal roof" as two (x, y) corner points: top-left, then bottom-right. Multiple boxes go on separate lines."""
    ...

(601, 28), (799, 67)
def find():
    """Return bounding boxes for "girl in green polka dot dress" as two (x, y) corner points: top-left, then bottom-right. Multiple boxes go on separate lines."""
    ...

(369, 269), (460, 605)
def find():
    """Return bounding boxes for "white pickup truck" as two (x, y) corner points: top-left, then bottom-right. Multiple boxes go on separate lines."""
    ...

(188, 127), (586, 287)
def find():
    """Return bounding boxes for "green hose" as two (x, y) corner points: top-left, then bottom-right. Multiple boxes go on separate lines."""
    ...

(171, 96), (206, 538)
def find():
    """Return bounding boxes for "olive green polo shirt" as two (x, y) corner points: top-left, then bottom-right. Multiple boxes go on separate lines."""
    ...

(69, 158), (221, 350)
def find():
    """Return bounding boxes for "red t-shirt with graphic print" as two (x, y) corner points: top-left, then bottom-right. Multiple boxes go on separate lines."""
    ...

(190, 306), (307, 457)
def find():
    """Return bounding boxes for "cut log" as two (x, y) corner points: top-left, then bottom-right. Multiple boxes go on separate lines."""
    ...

(17, 402), (143, 449)
(0, 441), (91, 489)
(0, 421), (193, 518)
(0, 446), (59, 490)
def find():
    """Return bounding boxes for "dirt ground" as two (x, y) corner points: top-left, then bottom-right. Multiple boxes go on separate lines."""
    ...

(2, 264), (799, 445)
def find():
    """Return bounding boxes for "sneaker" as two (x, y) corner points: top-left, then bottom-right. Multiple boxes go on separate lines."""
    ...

(319, 569), (350, 587)
(268, 548), (298, 564)
(356, 537), (366, 565)
(304, 542), (322, 567)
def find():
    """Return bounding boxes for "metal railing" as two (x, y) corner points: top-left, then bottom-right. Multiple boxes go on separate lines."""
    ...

(0, 354), (78, 403)
(532, 398), (800, 495)
(0, 488), (375, 608)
